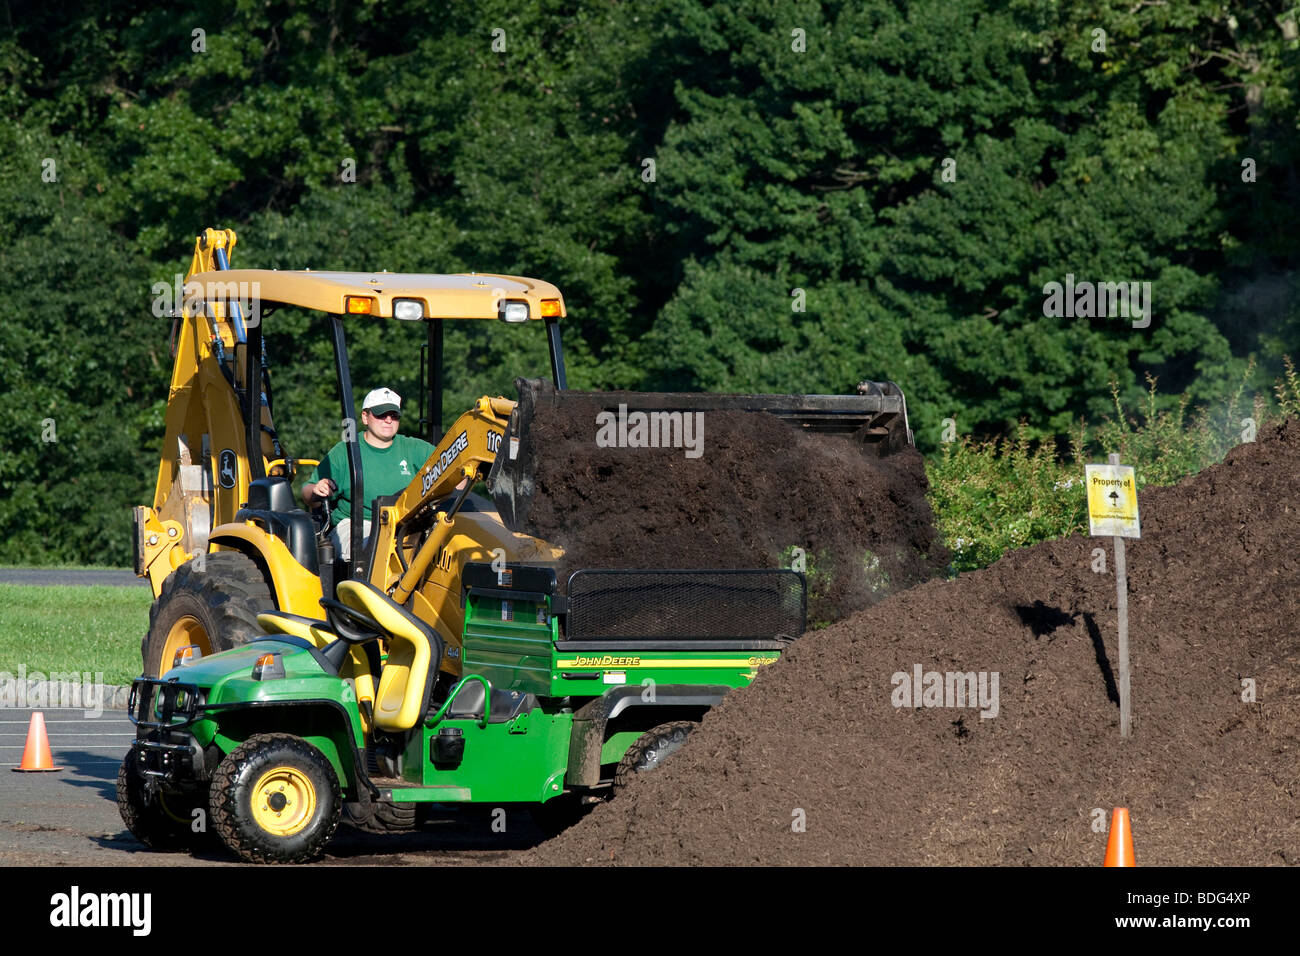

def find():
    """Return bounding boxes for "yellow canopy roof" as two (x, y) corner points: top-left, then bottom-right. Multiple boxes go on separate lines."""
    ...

(182, 269), (565, 320)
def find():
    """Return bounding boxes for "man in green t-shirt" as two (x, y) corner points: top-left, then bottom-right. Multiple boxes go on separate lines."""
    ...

(302, 387), (436, 560)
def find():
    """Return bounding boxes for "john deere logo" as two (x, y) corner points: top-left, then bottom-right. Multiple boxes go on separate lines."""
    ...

(218, 450), (237, 489)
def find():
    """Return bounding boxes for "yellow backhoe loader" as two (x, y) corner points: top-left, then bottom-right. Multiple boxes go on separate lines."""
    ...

(135, 228), (575, 693)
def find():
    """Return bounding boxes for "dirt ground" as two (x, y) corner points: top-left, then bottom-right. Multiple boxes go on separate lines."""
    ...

(527, 417), (1300, 865)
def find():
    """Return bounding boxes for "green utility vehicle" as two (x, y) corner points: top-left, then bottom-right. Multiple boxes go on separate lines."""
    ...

(119, 562), (805, 862)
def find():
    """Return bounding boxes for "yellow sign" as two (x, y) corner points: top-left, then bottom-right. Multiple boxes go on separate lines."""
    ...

(1085, 464), (1140, 538)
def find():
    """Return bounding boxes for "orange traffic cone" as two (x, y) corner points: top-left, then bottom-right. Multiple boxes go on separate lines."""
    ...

(12, 712), (62, 772)
(1103, 807), (1135, 866)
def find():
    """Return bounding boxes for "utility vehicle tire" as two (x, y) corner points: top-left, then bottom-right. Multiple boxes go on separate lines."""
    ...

(342, 799), (418, 834)
(613, 721), (697, 792)
(116, 756), (209, 851)
(209, 733), (341, 864)
(143, 551), (273, 676)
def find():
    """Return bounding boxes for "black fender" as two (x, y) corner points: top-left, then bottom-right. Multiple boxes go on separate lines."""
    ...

(566, 684), (729, 787)
(201, 698), (378, 800)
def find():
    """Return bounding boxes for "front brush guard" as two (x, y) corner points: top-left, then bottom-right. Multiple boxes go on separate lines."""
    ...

(126, 677), (207, 785)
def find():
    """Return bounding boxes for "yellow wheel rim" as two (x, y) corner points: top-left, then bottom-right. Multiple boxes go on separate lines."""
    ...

(162, 616), (213, 671)
(250, 767), (317, 837)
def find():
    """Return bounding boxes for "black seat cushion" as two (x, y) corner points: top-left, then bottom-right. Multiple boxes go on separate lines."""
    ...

(445, 681), (537, 724)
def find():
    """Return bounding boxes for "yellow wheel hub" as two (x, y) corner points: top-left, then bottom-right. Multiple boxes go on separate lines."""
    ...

(251, 767), (317, 837)
(162, 616), (213, 670)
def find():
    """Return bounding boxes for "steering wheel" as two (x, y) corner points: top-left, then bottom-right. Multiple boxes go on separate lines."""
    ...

(319, 597), (386, 645)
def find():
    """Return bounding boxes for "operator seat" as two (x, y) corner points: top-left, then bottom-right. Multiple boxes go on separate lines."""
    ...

(336, 580), (445, 733)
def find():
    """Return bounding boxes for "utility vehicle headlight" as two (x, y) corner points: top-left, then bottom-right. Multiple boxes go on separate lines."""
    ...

(252, 652), (286, 681)
(173, 645), (202, 668)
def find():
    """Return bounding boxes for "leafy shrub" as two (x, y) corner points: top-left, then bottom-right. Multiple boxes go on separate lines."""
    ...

(927, 361), (1294, 574)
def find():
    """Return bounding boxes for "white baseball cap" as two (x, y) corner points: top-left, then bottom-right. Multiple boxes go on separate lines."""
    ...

(362, 387), (402, 416)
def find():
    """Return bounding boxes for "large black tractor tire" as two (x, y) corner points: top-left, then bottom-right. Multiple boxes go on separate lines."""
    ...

(142, 551), (274, 676)
(612, 721), (698, 793)
(116, 756), (209, 852)
(209, 733), (341, 864)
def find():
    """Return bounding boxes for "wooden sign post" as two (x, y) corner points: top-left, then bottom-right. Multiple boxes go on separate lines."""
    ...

(1085, 454), (1140, 737)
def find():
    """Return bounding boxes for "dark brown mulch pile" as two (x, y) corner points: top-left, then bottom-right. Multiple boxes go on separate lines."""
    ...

(508, 388), (949, 624)
(528, 418), (1300, 866)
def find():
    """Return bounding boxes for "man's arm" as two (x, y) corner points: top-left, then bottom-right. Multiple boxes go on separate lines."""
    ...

(302, 445), (340, 506)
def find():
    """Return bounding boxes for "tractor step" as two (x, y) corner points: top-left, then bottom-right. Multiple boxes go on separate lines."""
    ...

(385, 785), (473, 803)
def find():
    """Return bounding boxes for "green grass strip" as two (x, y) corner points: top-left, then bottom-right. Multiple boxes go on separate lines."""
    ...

(0, 583), (150, 687)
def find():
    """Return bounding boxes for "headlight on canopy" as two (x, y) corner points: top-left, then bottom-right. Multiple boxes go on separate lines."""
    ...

(498, 300), (530, 324)
(393, 298), (425, 320)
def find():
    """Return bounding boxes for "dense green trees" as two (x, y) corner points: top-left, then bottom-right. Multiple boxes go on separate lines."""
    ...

(1, 1), (1296, 564)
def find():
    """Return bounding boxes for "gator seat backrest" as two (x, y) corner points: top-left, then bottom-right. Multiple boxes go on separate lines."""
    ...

(336, 580), (444, 732)
(256, 610), (380, 734)
(255, 610), (336, 649)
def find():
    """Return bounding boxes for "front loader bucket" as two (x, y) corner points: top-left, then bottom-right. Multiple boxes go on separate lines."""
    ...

(488, 378), (912, 532)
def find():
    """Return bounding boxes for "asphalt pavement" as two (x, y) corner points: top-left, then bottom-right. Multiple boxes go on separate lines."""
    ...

(0, 707), (145, 865)
(0, 707), (547, 865)
(0, 568), (146, 587)
(1, 567), (143, 863)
